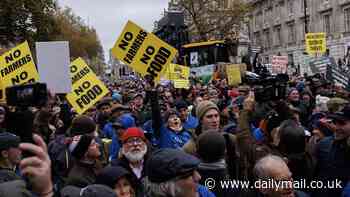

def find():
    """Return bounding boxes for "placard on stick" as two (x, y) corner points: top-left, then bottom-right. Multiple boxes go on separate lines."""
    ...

(112, 20), (178, 82)
(36, 41), (71, 93)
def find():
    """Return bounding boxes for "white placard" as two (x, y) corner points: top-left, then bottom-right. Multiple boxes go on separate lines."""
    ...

(36, 41), (71, 93)
(271, 56), (288, 74)
(190, 52), (199, 65)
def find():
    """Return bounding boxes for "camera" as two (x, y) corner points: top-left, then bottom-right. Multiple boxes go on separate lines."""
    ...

(6, 83), (48, 107)
(246, 73), (289, 103)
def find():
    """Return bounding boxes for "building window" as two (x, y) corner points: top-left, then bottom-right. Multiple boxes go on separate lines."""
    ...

(275, 4), (280, 19)
(274, 26), (282, 46)
(288, 23), (296, 43)
(263, 8), (272, 26)
(288, 0), (294, 15)
(224, 0), (229, 8)
(218, 0), (229, 9)
(254, 32), (261, 45)
(255, 12), (262, 29)
(345, 8), (350, 32)
(323, 14), (331, 34)
(264, 30), (271, 49)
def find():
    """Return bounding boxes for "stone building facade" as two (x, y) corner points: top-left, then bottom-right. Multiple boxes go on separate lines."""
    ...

(248, 0), (350, 74)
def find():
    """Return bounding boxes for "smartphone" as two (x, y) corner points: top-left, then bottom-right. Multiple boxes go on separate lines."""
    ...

(13, 109), (35, 158)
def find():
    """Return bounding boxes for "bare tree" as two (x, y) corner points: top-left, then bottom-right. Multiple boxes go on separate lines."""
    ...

(178, 0), (250, 41)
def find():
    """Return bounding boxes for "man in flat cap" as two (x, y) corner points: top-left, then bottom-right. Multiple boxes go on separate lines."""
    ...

(0, 132), (22, 183)
(143, 148), (215, 197)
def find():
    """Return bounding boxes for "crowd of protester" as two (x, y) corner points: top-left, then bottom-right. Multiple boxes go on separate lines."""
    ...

(0, 70), (349, 197)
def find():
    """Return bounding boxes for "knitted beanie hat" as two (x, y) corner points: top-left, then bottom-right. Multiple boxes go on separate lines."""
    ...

(70, 115), (97, 136)
(196, 100), (219, 121)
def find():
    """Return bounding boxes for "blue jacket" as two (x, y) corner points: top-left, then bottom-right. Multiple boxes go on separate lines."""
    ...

(102, 123), (120, 160)
(183, 115), (199, 130)
(198, 185), (216, 197)
(158, 125), (191, 149)
(109, 134), (121, 160)
(102, 123), (114, 139)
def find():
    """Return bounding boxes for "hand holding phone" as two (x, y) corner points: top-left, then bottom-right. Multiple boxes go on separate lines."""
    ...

(19, 134), (53, 196)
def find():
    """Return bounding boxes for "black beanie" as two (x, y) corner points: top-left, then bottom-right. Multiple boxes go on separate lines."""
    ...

(197, 132), (226, 163)
(175, 100), (188, 111)
(71, 135), (93, 160)
(70, 115), (96, 136)
(163, 109), (179, 123)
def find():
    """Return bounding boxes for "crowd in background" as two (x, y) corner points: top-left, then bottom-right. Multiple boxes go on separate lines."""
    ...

(0, 70), (349, 197)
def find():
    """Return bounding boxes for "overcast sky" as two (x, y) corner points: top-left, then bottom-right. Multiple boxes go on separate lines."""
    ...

(58, 0), (169, 63)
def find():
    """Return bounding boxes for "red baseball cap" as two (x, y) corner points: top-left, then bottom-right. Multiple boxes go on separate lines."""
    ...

(121, 127), (146, 143)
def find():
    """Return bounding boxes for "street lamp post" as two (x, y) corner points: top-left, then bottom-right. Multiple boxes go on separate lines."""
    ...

(304, 0), (308, 34)
(302, 0), (309, 56)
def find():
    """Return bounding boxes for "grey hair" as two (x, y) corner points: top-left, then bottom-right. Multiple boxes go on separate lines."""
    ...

(143, 177), (185, 197)
(253, 154), (286, 180)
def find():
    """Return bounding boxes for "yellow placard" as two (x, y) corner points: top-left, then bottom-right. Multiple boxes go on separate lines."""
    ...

(239, 63), (247, 75)
(167, 64), (190, 80)
(227, 65), (242, 86)
(112, 21), (178, 82)
(161, 64), (170, 80)
(305, 33), (326, 55)
(66, 58), (109, 115)
(174, 80), (190, 89)
(0, 41), (40, 102)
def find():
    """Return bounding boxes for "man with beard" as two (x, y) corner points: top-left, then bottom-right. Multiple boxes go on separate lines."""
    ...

(111, 127), (151, 182)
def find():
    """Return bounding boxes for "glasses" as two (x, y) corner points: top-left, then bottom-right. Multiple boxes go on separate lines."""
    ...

(125, 138), (143, 145)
